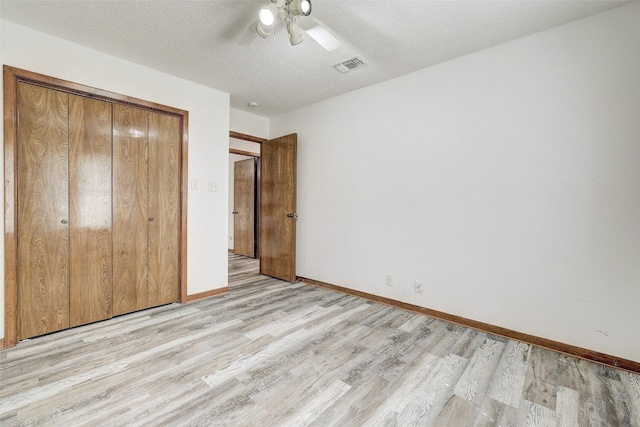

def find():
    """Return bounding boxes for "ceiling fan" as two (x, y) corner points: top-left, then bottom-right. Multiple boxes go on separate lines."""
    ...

(238, 0), (340, 51)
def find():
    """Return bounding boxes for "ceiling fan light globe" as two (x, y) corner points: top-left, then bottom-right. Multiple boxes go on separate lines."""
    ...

(256, 21), (272, 38)
(301, 0), (311, 15)
(256, 3), (277, 38)
(258, 7), (275, 26)
(289, 0), (311, 16)
(287, 21), (304, 45)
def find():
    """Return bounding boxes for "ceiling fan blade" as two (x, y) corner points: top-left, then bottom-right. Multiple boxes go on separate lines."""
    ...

(237, 19), (259, 46)
(297, 17), (340, 51)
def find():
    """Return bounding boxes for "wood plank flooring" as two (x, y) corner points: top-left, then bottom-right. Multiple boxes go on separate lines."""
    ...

(1, 254), (638, 426)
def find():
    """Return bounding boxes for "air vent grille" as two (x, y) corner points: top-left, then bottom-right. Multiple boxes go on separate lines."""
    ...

(333, 56), (368, 73)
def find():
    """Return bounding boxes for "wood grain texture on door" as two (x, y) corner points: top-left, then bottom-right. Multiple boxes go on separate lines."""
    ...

(4, 66), (190, 349)
(68, 95), (113, 326)
(260, 134), (297, 282)
(148, 111), (180, 307)
(17, 83), (70, 339)
(112, 104), (149, 316)
(234, 158), (256, 258)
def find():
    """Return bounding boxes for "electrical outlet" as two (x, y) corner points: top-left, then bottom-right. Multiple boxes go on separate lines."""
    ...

(386, 274), (393, 287)
(415, 280), (424, 294)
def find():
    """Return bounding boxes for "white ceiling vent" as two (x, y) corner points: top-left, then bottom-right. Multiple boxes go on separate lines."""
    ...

(333, 56), (368, 74)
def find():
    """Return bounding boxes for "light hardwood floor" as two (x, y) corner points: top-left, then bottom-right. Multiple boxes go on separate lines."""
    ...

(1, 254), (639, 426)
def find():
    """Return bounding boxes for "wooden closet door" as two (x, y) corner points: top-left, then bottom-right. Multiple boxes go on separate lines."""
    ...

(148, 112), (180, 306)
(68, 95), (113, 326)
(112, 104), (149, 316)
(234, 158), (256, 258)
(17, 83), (70, 339)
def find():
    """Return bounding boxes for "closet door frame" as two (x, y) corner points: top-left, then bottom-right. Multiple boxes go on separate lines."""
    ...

(3, 65), (189, 348)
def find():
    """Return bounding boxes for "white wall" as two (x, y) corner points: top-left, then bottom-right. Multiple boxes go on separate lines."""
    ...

(229, 138), (262, 155)
(230, 108), (269, 139)
(270, 3), (640, 362)
(0, 20), (231, 338)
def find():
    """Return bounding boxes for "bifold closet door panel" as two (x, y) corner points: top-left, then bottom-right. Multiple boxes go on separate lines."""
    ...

(148, 112), (180, 307)
(68, 95), (113, 327)
(112, 104), (149, 316)
(17, 83), (70, 339)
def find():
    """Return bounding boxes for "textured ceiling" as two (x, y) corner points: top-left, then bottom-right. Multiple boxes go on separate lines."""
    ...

(0, 0), (630, 117)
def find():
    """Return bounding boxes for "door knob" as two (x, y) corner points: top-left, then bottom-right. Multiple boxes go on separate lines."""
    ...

(286, 213), (298, 218)
(232, 211), (238, 214)
(148, 217), (154, 222)
(61, 219), (68, 224)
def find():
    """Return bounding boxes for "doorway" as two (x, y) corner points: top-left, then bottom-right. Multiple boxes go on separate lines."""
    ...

(228, 131), (298, 282)
(229, 134), (262, 258)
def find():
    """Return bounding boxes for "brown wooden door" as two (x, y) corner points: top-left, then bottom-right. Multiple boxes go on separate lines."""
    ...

(68, 95), (113, 326)
(17, 83), (70, 339)
(112, 104), (149, 316)
(5, 66), (188, 347)
(148, 111), (180, 307)
(234, 158), (256, 258)
(260, 134), (297, 282)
